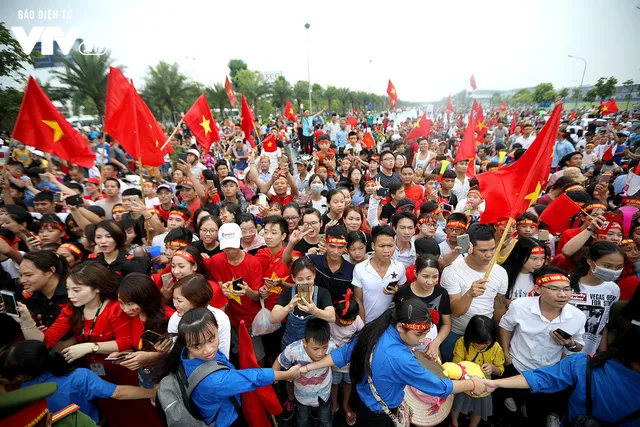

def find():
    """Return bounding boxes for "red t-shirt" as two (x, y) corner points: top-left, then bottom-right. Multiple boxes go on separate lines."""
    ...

(152, 204), (177, 223)
(254, 246), (300, 310)
(269, 193), (293, 206)
(404, 184), (424, 205)
(405, 265), (416, 284)
(556, 227), (582, 254)
(206, 252), (263, 327)
(317, 150), (336, 177)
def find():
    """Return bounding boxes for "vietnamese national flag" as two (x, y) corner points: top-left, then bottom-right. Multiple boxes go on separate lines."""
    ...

(261, 133), (277, 153)
(406, 113), (432, 140)
(183, 94), (220, 152)
(470, 74), (478, 91)
(539, 193), (582, 234)
(347, 115), (358, 128)
(284, 99), (297, 122)
(362, 131), (375, 149)
(476, 103), (563, 224)
(473, 101), (487, 141)
(225, 76), (237, 106)
(601, 99), (619, 116)
(12, 77), (96, 168)
(500, 102), (506, 112)
(105, 67), (171, 167)
(568, 111), (577, 121)
(238, 320), (282, 426)
(454, 108), (477, 178)
(510, 111), (518, 135)
(387, 80), (398, 106)
(602, 142), (615, 162)
(240, 94), (256, 147)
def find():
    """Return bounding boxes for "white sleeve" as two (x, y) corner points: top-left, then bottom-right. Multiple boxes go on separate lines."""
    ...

(398, 265), (407, 286)
(498, 301), (519, 331)
(352, 265), (363, 288)
(367, 196), (381, 228)
(440, 266), (461, 295)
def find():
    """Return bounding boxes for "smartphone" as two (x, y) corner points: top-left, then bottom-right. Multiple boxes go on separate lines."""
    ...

(140, 329), (162, 343)
(456, 234), (470, 255)
(441, 203), (453, 212)
(206, 179), (214, 187)
(161, 273), (173, 288)
(598, 174), (611, 185)
(257, 193), (268, 206)
(297, 283), (310, 302)
(66, 194), (84, 207)
(105, 354), (130, 361)
(554, 328), (572, 340)
(38, 173), (47, 181)
(232, 277), (243, 291)
(538, 230), (550, 241)
(53, 192), (63, 203)
(376, 187), (390, 197)
(386, 281), (399, 292)
(0, 290), (20, 317)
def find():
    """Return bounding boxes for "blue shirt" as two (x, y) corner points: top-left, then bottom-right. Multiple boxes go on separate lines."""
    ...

(23, 368), (117, 423)
(552, 139), (575, 168)
(182, 349), (275, 427)
(331, 325), (454, 411)
(336, 129), (348, 148)
(613, 173), (628, 195)
(301, 117), (314, 137)
(523, 354), (640, 426)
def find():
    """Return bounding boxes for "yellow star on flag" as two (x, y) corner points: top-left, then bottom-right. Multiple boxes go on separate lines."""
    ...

(41, 120), (64, 142)
(524, 181), (542, 207)
(200, 115), (211, 135)
(267, 141), (273, 148)
(155, 140), (159, 147)
(391, 88), (396, 94)
(414, 121), (420, 128)
(602, 106), (608, 112)
(288, 108), (294, 115)
(270, 271), (289, 282)
(477, 121), (486, 131)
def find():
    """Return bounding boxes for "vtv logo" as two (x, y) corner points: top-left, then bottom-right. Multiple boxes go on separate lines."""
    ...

(11, 27), (81, 55)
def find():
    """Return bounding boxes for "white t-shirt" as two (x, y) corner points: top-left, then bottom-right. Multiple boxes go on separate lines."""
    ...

(569, 281), (620, 354)
(509, 273), (536, 300)
(167, 306), (231, 358)
(145, 197), (160, 209)
(438, 240), (456, 260)
(1, 252), (23, 279)
(353, 258), (407, 323)
(440, 257), (508, 335)
(329, 316), (364, 373)
(516, 135), (536, 149)
(311, 196), (327, 214)
(451, 176), (470, 201)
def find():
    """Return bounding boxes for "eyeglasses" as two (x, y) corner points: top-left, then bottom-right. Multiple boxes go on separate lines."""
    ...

(303, 221), (320, 227)
(284, 216), (300, 222)
(540, 285), (573, 294)
(200, 228), (218, 235)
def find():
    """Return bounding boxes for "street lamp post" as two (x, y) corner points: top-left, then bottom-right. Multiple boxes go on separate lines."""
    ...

(568, 55), (587, 111)
(305, 23), (312, 114)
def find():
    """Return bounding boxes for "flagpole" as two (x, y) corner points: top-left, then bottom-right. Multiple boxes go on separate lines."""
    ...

(483, 217), (514, 280)
(160, 118), (184, 151)
(138, 157), (151, 245)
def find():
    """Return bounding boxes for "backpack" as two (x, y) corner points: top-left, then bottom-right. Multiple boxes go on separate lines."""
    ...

(157, 360), (241, 427)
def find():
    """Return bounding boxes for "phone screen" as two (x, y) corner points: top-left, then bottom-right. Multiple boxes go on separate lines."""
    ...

(232, 278), (243, 291)
(140, 330), (161, 343)
(376, 188), (389, 197)
(297, 284), (310, 302)
(598, 174), (611, 185)
(1, 291), (19, 317)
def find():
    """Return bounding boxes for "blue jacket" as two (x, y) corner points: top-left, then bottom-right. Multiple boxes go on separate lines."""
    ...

(523, 353), (640, 426)
(182, 349), (275, 427)
(331, 325), (453, 411)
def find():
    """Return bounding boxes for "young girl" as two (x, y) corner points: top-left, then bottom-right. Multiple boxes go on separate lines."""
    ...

(37, 214), (67, 245)
(192, 215), (221, 257)
(345, 230), (369, 265)
(321, 189), (346, 232)
(348, 167), (366, 206)
(56, 242), (85, 268)
(308, 174), (328, 214)
(450, 315), (505, 427)
(502, 237), (547, 303)
(329, 290), (364, 425)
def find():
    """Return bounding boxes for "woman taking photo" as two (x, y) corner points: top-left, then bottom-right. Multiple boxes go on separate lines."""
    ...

(158, 308), (301, 427)
(302, 298), (485, 426)
(193, 215), (221, 257)
(87, 219), (151, 277)
(501, 237), (547, 303)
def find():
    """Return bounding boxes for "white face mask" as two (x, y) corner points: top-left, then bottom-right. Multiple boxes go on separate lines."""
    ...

(310, 183), (324, 194)
(591, 264), (622, 282)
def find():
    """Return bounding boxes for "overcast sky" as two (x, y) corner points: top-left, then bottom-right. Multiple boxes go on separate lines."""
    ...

(2, 0), (639, 102)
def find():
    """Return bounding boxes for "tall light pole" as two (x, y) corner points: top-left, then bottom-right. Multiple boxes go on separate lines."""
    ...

(568, 55), (587, 111)
(305, 23), (312, 113)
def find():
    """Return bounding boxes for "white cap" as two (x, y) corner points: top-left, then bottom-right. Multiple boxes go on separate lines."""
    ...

(187, 148), (200, 158)
(32, 149), (45, 157)
(219, 223), (241, 250)
(221, 176), (239, 186)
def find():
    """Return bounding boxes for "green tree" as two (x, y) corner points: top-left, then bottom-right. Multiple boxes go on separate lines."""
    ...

(512, 88), (533, 104)
(490, 92), (502, 107)
(571, 88), (582, 102)
(205, 83), (230, 119)
(558, 88), (570, 99)
(227, 59), (248, 87)
(583, 88), (598, 103)
(312, 83), (324, 109)
(336, 87), (351, 114)
(142, 61), (191, 116)
(324, 85), (338, 113)
(271, 76), (293, 112)
(622, 79), (635, 110)
(594, 77), (618, 101)
(532, 83), (556, 104)
(293, 80), (310, 111)
(0, 22), (35, 83)
(0, 86), (24, 130)
(234, 69), (269, 116)
(53, 50), (115, 119)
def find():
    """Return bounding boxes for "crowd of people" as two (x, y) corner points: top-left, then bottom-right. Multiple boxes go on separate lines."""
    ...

(0, 103), (639, 427)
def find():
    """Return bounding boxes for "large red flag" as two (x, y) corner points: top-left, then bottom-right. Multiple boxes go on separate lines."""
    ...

(387, 80), (398, 107)
(261, 134), (277, 153)
(470, 74), (478, 91)
(362, 131), (375, 149)
(284, 99), (297, 122)
(238, 320), (282, 426)
(454, 108), (478, 178)
(240, 94), (256, 147)
(601, 99), (619, 116)
(105, 67), (170, 166)
(12, 77), (96, 168)
(473, 101), (487, 141)
(476, 103), (563, 224)
(539, 193), (582, 234)
(183, 94), (219, 152)
(602, 142), (615, 162)
(225, 76), (237, 106)
(405, 113), (431, 140)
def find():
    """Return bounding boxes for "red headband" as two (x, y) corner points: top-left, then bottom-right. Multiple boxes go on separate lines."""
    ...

(446, 220), (467, 230)
(622, 198), (640, 208)
(584, 203), (607, 212)
(166, 240), (189, 249)
(326, 236), (347, 246)
(112, 206), (127, 214)
(564, 184), (583, 193)
(620, 238), (635, 246)
(535, 273), (570, 286)
(339, 289), (352, 317)
(169, 210), (189, 221)
(418, 216), (437, 225)
(40, 222), (66, 232)
(530, 246), (545, 255)
(173, 249), (196, 263)
(467, 189), (482, 199)
(429, 207), (441, 216)
(400, 322), (430, 331)
(517, 219), (539, 228)
(596, 221), (622, 235)
(496, 219), (510, 227)
(59, 243), (84, 259)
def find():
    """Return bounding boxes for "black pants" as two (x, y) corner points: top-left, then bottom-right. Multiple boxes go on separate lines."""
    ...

(300, 135), (314, 155)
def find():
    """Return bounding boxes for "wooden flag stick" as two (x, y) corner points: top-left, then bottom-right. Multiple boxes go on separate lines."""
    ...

(138, 157), (151, 245)
(484, 217), (514, 280)
(160, 118), (184, 151)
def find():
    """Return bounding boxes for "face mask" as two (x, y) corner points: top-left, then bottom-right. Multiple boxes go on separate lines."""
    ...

(310, 183), (324, 194)
(591, 264), (622, 282)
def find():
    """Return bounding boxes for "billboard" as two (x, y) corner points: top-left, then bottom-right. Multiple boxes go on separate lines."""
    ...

(259, 71), (282, 84)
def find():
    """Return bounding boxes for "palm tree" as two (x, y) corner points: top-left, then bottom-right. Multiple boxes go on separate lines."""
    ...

(336, 87), (351, 115)
(53, 50), (115, 120)
(271, 76), (293, 112)
(235, 69), (270, 116)
(293, 80), (310, 112)
(324, 85), (338, 113)
(142, 61), (190, 116)
(205, 83), (230, 119)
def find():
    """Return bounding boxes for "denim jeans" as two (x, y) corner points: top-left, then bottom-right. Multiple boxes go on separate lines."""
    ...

(296, 397), (332, 427)
(440, 330), (462, 363)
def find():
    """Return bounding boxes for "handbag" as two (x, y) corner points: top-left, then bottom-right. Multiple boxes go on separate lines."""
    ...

(367, 354), (412, 427)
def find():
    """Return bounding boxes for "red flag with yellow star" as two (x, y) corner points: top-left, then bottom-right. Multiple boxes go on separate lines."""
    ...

(105, 67), (171, 167)
(387, 80), (398, 107)
(284, 99), (297, 122)
(240, 94), (256, 147)
(405, 112), (431, 140)
(454, 107), (477, 178)
(600, 99), (619, 116)
(476, 103), (562, 224)
(12, 77), (96, 168)
(225, 76), (237, 106)
(261, 133), (277, 153)
(183, 94), (220, 152)
(473, 100), (487, 141)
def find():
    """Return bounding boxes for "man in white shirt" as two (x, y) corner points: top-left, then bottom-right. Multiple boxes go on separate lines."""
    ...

(391, 211), (417, 268)
(440, 224), (508, 361)
(515, 124), (536, 149)
(326, 113), (340, 143)
(451, 159), (470, 201)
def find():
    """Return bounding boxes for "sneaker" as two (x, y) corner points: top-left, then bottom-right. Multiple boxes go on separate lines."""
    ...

(504, 397), (517, 412)
(281, 399), (295, 422)
(546, 414), (560, 427)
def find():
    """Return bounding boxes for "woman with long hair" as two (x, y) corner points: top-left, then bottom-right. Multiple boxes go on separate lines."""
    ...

(157, 308), (301, 427)
(193, 215), (222, 257)
(321, 189), (346, 232)
(348, 166), (366, 206)
(301, 297), (484, 426)
(501, 237), (547, 302)
(37, 214), (67, 246)
(86, 219), (151, 277)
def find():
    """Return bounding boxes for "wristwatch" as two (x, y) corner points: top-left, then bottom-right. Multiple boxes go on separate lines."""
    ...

(92, 343), (100, 353)
(564, 342), (578, 352)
